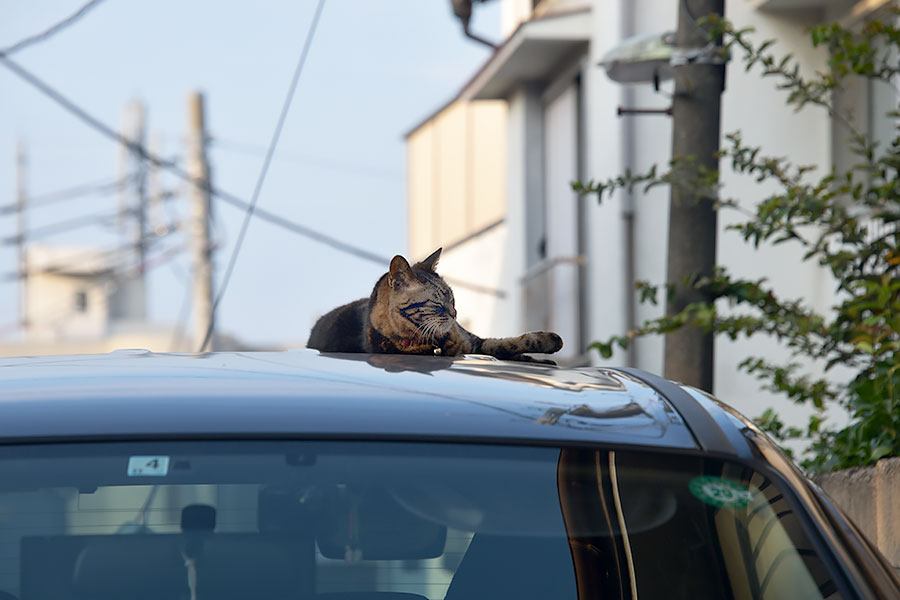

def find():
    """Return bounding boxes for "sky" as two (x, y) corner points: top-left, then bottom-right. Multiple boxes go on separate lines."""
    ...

(0, 0), (501, 349)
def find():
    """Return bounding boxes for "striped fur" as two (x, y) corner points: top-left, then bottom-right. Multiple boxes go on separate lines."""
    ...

(307, 248), (563, 362)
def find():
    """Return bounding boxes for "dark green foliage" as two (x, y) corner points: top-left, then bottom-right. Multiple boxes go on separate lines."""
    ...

(575, 7), (900, 473)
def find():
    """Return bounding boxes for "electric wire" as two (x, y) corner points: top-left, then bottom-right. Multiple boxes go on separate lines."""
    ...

(209, 137), (403, 180)
(0, 173), (136, 215)
(199, 0), (327, 352)
(0, 0), (107, 57)
(0, 56), (178, 171)
(0, 35), (506, 317)
(0, 54), (389, 263)
(0, 225), (183, 279)
(0, 236), (186, 340)
(1, 210), (117, 244)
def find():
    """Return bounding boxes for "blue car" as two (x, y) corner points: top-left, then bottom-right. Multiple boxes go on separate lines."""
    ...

(0, 349), (896, 599)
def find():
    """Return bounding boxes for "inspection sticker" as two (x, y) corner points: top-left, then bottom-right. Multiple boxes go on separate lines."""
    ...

(689, 476), (755, 509)
(127, 456), (170, 477)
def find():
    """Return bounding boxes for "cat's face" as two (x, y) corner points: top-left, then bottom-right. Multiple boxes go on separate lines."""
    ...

(386, 249), (457, 345)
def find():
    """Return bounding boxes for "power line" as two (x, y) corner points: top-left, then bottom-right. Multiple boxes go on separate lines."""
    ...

(200, 0), (328, 352)
(209, 137), (403, 180)
(1, 210), (117, 245)
(0, 52), (391, 264)
(0, 56), (177, 171)
(0, 225), (183, 280)
(0, 46), (506, 300)
(0, 236), (186, 340)
(0, 0), (107, 57)
(0, 174), (135, 215)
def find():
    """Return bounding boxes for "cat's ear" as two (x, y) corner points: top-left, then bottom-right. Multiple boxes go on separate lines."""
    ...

(389, 255), (416, 289)
(416, 247), (442, 272)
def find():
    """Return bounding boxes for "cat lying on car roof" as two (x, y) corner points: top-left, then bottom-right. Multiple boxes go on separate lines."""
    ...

(307, 248), (562, 362)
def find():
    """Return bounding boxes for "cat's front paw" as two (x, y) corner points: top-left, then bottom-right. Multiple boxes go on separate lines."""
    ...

(532, 331), (563, 354)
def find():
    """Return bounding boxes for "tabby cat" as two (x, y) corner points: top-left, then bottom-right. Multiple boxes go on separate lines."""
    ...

(307, 248), (563, 361)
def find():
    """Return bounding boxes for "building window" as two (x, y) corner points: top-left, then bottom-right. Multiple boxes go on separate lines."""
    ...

(74, 291), (88, 313)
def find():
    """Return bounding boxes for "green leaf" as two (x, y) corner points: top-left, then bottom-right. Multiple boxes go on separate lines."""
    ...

(587, 14), (900, 473)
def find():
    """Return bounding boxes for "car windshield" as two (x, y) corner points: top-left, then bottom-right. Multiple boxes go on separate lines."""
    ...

(0, 441), (841, 600)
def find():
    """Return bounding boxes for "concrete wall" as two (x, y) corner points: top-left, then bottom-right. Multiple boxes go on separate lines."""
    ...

(582, 0), (628, 367)
(26, 272), (111, 341)
(503, 0), (593, 35)
(815, 458), (900, 567)
(583, 0), (840, 429)
(405, 0), (882, 406)
(438, 224), (515, 339)
(712, 0), (836, 431)
(406, 100), (507, 261)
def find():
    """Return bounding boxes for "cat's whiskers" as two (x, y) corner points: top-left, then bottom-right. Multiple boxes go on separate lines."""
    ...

(422, 319), (437, 344)
(412, 320), (430, 344)
(428, 317), (445, 343)
(410, 318), (436, 346)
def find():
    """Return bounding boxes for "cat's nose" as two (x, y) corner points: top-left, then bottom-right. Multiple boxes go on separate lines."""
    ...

(449, 307), (457, 319)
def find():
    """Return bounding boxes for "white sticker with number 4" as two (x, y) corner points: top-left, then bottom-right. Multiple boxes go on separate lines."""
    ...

(127, 456), (170, 476)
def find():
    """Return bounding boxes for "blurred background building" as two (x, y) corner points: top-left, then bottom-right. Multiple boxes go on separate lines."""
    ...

(407, 0), (895, 423)
(0, 95), (250, 357)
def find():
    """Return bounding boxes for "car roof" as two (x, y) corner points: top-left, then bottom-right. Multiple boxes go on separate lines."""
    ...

(0, 349), (747, 451)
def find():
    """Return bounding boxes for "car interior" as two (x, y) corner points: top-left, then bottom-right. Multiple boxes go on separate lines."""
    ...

(0, 441), (841, 600)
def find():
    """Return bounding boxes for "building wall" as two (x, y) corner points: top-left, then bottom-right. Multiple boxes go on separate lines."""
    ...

(578, 0), (842, 426)
(582, 0), (629, 366)
(0, 330), (191, 357)
(621, 0), (677, 376)
(26, 272), (110, 341)
(712, 1), (835, 426)
(439, 225), (514, 339)
(406, 99), (514, 339)
(406, 100), (507, 261)
(815, 458), (900, 568)
(406, 0), (878, 403)
(503, 0), (593, 36)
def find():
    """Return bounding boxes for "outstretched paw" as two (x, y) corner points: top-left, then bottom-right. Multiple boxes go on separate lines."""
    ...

(533, 332), (563, 354)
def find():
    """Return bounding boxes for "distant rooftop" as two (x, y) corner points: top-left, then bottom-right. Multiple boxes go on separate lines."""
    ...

(27, 244), (118, 276)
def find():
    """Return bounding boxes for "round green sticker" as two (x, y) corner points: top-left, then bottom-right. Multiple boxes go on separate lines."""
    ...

(689, 476), (755, 509)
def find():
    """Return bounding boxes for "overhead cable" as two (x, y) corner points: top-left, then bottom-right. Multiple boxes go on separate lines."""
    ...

(0, 225), (182, 280)
(0, 238), (186, 340)
(1, 210), (117, 244)
(209, 137), (402, 180)
(0, 47), (507, 299)
(0, 174), (135, 215)
(0, 56), (177, 170)
(0, 0), (107, 57)
(199, 0), (327, 352)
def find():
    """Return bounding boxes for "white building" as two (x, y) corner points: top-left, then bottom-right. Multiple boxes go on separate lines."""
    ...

(23, 245), (147, 342)
(0, 244), (251, 356)
(405, 0), (892, 424)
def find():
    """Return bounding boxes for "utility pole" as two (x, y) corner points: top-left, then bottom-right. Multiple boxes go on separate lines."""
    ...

(15, 141), (27, 335)
(119, 100), (148, 276)
(663, 0), (725, 391)
(147, 132), (166, 237)
(117, 100), (148, 324)
(187, 91), (215, 352)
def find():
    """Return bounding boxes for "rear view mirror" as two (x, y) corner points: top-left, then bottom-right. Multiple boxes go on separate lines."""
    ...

(316, 486), (446, 560)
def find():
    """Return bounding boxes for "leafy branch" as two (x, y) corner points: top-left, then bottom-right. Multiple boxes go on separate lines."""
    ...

(582, 9), (900, 473)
